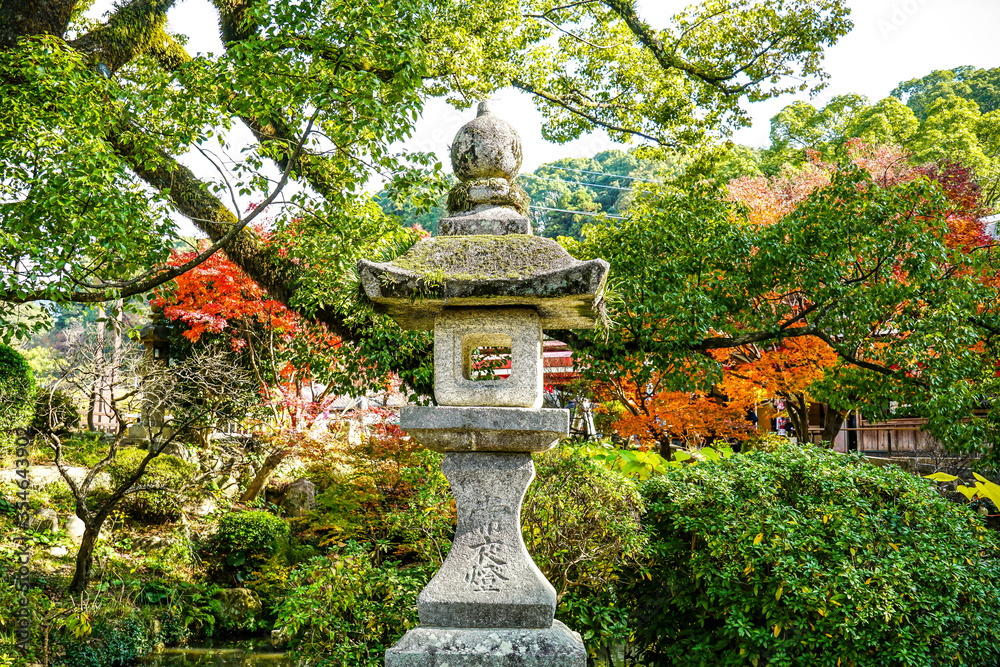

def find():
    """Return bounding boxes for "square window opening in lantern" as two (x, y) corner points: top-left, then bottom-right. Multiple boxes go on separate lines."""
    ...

(462, 334), (512, 382)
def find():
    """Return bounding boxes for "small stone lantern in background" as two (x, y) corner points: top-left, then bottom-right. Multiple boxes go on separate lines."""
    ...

(359, 103), (609, 666)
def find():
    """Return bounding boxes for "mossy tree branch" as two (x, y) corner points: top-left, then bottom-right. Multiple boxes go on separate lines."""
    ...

(69, 0), (178, 72)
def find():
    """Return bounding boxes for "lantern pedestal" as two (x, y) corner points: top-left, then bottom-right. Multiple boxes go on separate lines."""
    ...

(401, 406), (568, 452)
(417, 453), (554, 628)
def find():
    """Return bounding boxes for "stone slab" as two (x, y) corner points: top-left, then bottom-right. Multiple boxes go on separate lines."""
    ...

(356, 236), (609, 331)
(385, 621), (586, 667)
(401, 406), (568, 453)
(418, 453), (556, 628)
(434, 308), (542, 409)
(440, 207), (531, 236)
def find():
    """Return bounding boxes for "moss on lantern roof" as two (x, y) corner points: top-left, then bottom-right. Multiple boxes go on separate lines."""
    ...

(389, 235), (575, 282)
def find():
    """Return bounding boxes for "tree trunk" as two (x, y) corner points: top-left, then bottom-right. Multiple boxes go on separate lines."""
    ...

(67, 522), (103, 594)
(785, 394), (811, 444)
(88, 304), (106, 431)
(820, 408), (848, 447)
(239, 449), (287, 503)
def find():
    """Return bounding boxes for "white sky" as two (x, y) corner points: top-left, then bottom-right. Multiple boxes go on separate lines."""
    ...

(95, 0), (1000, 217)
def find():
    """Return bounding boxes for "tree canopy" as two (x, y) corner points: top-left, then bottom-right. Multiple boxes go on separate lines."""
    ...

(1, 0), (853, 359)
(563, 145), (1000, 458)
(763, 67), (1000, 205)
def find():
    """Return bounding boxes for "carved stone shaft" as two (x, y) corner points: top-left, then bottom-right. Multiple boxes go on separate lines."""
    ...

(417, 453), (556, 629)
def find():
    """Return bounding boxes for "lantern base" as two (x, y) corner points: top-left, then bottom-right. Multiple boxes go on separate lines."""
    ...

(385, 621), (586, 667)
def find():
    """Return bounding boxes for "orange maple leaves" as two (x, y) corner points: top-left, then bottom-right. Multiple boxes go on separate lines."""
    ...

(152, 240), (299, 347)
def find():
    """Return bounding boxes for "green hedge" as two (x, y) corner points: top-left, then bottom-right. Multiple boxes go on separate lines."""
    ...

(0, 343), (36, 451)
(627, 444), (1000, 667)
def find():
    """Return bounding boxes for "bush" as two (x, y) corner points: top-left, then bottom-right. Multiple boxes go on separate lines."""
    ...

(208, 510), (290, 584)
(524, 447), (645, 599)
(522, 447), (645, 660)
(308, 436), (454, 564)
(59, 611), (155, 667)
(31, 388), (81, 437)
(274, 545), (433, 666)
(105, 449), (196, 522)
(0, 344), (36, 451)
(740, 431), (791, 453)
(628, 444), (1000, 667)
(215, 510), (290, 555)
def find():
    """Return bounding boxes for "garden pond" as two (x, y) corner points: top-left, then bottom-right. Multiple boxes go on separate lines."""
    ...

(138, 638), (292, 666)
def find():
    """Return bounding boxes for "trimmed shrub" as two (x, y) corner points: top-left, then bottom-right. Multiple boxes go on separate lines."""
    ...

(215, 510), (290, 556)
(105, 449), (195, 522)
(0, 343), (36, 451)
(628, 444), (1000, 667)
(31, 388), (81, 437)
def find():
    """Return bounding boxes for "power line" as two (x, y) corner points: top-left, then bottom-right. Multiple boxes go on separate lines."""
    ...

(530, 205), (623, 220)
(540, 165), (664, 184)
(520, 173), (632, 191)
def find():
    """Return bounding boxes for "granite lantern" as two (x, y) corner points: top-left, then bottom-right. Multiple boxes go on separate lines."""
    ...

(359, 103), (609, 667)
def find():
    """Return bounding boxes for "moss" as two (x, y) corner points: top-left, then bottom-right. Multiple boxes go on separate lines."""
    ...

(446, 179), (530, 216)
(390, 235), (572, 281)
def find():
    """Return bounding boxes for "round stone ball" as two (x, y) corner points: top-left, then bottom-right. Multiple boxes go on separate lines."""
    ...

(450, 102), (523, 181)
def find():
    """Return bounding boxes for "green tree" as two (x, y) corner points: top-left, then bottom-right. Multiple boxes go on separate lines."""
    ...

(892, 65), (1000, 121)
(1, 0), (853, 386)
(763, 67), (1000, 203)
(766, 93), (869, 165)
(843, 96), (919, 147)
(911, 96), (999, 195)
(512, 148), (682, 241)
(562, 160), (1000, 461)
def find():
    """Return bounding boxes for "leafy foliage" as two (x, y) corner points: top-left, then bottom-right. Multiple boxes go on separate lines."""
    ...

(274, 546), (434, 666)
(208, 510), (290, 584)
(892, 66), (1000, 121)
(60, 611), (160, 667)
(104, 449), (197, 523)
(565, 151), (1000, 459)
(627, 444), (1000, 666)
(0, 343), (36, 451)
(0, 36), (176, 340)
(763, 70), (1000, 203)
(522, 447), (645, 601)
(307, 419), (454, 565)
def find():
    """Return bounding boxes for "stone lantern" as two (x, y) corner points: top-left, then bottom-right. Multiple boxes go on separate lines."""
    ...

(359, 103), (609, 666)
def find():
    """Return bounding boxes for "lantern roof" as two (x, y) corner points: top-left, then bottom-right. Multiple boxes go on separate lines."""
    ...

(358, 103), (609, 331)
